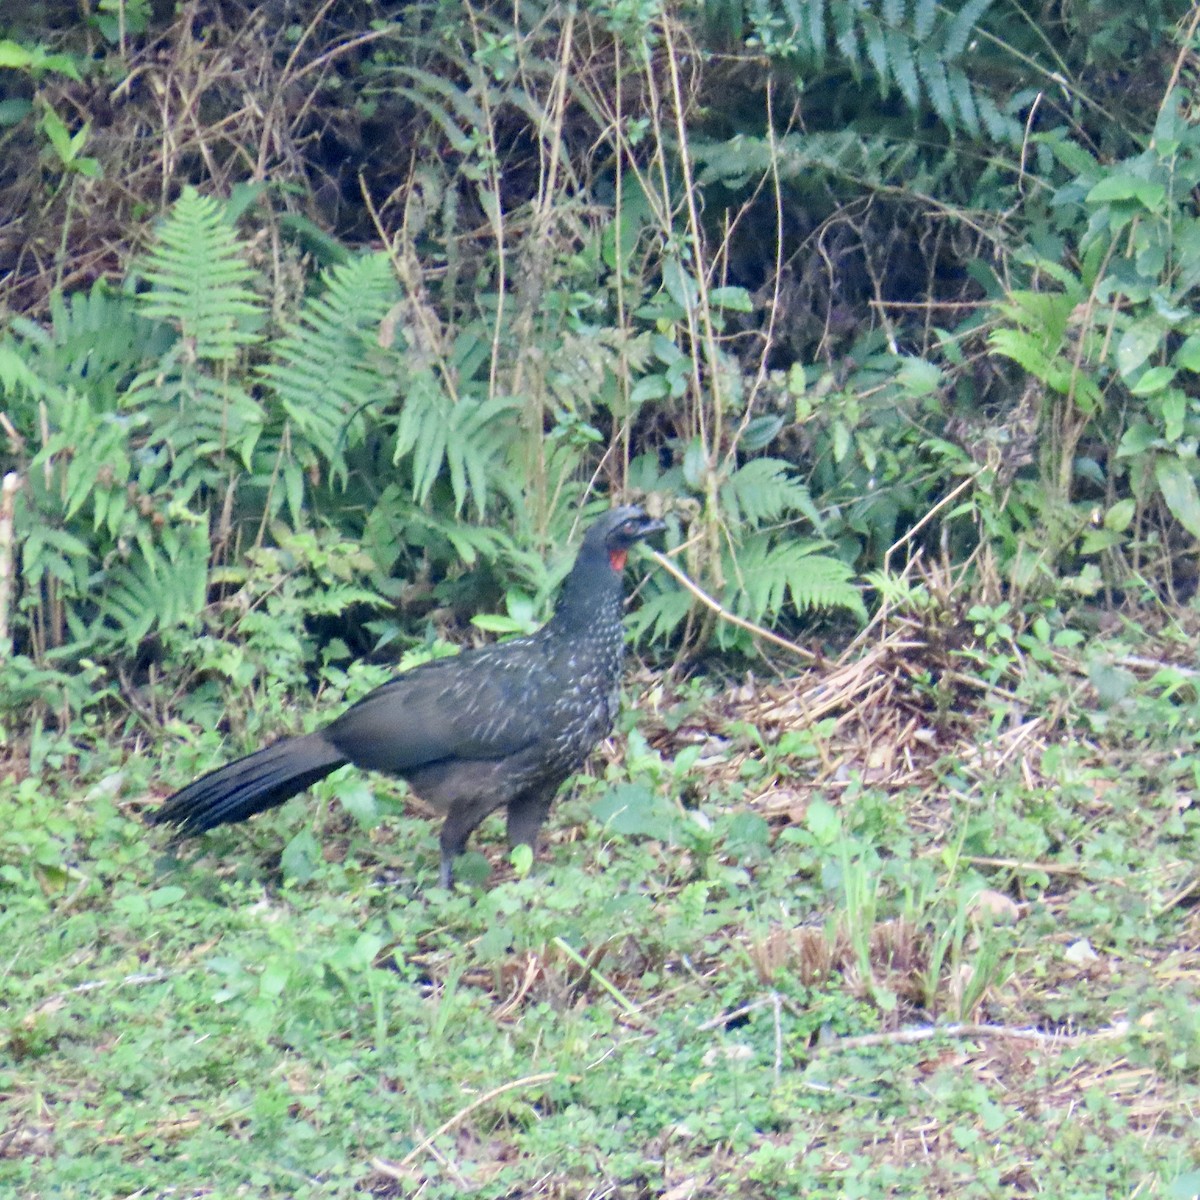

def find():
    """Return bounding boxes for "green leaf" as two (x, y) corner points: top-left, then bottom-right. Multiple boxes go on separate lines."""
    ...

(1129, 365), (1175, 395)
(1168, 1170), (1200, 1199)
(0, 39), (34, 68)
(509, 843), (534, 877)
(740, 415), (783, 452)
(592, 783), (678, 840)
(1115, 421), (1159, 458)
(147, 885), (186, 909)
(1087, 660), (1136, 706)
(1079, 528), (1123, 555)
(1104, 499), (1136, 532)
(1174, 334), (1200, 371)
(630, 374), (669, 404)
(805, 797), (841, 845)
(1162, 389), (1186, 443)
(724, 811), (770, 858)
(1154, 455), (1200, 538)
(336, 780), (378, 825)
(0, 97), (31, 124)
(281, 829), (321, 884)
(1116, 318), (1167, 378)
(1086, 175), (1166, 210)
(662, 257), (699, 314)
(707, 286), (753, 312)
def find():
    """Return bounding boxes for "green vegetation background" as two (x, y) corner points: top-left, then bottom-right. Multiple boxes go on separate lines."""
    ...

(2, 1), (1200, 1196)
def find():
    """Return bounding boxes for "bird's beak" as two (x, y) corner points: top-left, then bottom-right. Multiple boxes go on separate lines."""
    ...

(634, 515), (667, 540)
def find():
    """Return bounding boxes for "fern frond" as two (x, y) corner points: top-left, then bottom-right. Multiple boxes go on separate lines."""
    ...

(135, 187), (263, 362)
(448, 395), (521, 514)
(22, 525), (93, 591)
(82, 521), (210, 648)
(0, 341), (53, 402)
(393, 375), (519, 515)
(763, 0), (1014, 140)
(393, 371), (450, 504)
(943, 0), (996, 58)
(626, 581), (694, 646)
(719, 457), (822, 528)
(259, 252), (400, 485)
(127, 363), (264, 474)
(725, 534), (866, 625)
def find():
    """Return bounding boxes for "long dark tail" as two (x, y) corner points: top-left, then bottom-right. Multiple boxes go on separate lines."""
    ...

(149, 733), (347, 837)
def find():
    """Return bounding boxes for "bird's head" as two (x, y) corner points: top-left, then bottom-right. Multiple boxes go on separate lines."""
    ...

(585, 505), (667, 573)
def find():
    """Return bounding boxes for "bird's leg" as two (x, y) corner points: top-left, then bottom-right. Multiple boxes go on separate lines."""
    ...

(437, 797), (498, 888)
(505, 786), (557, 856)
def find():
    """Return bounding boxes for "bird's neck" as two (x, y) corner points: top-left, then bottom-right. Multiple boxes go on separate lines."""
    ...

(549, 549), (624, 636)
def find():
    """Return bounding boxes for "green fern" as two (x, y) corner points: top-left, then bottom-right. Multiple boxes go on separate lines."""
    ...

(627, 528), (864, 649)
(21, 523), (93, 595)
(723, 532), (866, 631)
(258, 252), (401, 487)
(127, 363), (264, 477)
(756, 0), (1019, 140)
(695, 130), (928, 193)
(12, 282), (173, 408)
(625, 580), (695, 646)
(30, 390), (129, 522)
(393, 372), (521, 515)
(989, 283), (1102, 412)
(0, 341), (54, 403)
(123, 189), (268, 476)
(720, 457), (823, 528)
(135, 187), (264, 361)
(73, 520), (210, 648)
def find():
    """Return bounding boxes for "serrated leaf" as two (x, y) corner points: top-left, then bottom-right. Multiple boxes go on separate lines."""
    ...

(720, 457), (818, 527)
(1086, 175), (1166, 210)
(943, 0), (995, 57)
(592, 783), (678, 840)
(913, 0), (937, 40)
(281, 830), (321, 884)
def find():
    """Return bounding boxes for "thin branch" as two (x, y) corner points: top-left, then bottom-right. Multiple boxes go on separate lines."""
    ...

(820, 1021), (1129, 1051)
(372, 1071), (558, 1175)
(647, 548), (820, 662)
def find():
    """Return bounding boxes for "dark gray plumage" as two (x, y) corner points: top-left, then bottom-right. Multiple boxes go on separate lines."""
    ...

(149, 506), (665, 886)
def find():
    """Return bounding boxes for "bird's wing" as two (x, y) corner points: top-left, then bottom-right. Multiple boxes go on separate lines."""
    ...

(324, 643), (553, 773)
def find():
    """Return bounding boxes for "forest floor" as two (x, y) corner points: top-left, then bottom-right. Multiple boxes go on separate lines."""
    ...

(3, 609), (1200, 1198)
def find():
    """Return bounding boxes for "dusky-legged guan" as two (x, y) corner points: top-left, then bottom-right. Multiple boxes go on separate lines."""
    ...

(148, 506), (665, 886)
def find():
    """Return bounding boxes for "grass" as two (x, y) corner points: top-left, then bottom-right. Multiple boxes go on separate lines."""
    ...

(3, 616), (1200, 1198)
